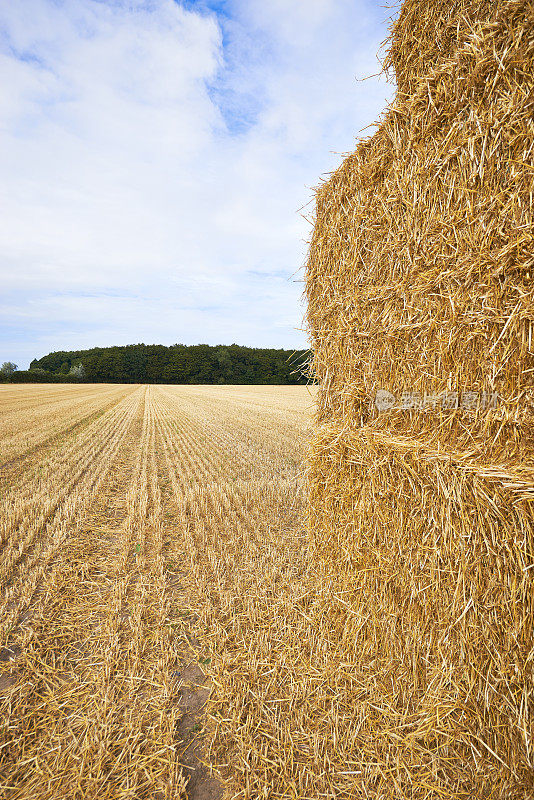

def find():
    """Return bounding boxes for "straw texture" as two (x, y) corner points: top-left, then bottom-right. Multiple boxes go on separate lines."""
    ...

(306, 0), (534, 795)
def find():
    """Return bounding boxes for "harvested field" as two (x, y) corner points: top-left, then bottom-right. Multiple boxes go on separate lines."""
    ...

(0, 382), (331, 800)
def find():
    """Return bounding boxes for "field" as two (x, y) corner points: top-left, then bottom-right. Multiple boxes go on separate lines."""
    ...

(0, 383), (327, 800)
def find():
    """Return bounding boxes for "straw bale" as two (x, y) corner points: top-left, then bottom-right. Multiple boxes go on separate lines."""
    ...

(384, 0), (497, 95)
(306, 0), (534, 793)
(308, 425), (534, 795)
(307, 0), (534, 457)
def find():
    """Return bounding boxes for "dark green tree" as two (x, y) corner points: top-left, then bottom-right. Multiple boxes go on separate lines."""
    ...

(30, 344), (310, 385)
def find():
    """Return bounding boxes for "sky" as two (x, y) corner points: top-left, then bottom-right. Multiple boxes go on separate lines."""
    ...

(0, 0), (394, 368)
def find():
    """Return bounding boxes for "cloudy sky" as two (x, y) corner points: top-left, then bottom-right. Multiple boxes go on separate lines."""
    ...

(0, 0), (393, 368)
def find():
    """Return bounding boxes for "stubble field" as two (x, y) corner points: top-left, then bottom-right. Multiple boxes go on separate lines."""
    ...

(0, 383), (334, 800)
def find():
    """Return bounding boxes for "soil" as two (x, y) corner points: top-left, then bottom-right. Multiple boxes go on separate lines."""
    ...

(173, 659), (223, 800)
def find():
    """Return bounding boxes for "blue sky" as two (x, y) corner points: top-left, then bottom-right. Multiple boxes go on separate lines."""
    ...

(0, 0), (393, 368)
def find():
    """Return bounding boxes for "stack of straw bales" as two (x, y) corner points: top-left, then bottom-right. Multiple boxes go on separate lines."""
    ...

(306, 0), (534, 795)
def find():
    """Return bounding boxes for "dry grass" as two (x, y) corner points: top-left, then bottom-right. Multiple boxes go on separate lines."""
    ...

(304, 0), (534, 797)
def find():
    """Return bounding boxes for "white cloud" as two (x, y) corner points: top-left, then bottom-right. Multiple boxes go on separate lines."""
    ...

(0, 0), (393, 366)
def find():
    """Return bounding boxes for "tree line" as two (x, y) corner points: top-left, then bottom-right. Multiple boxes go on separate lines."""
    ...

(8, 343), (310, 384)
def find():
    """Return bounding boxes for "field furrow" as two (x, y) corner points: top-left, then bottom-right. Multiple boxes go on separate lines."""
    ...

(0, 387), (189, 799)
(0, 390), (144, 641)
(151, 386), (313, 797)
(0, 385), (136, 468)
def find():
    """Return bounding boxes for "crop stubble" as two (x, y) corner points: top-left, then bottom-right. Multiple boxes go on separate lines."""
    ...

(0, 383), (325, 800)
